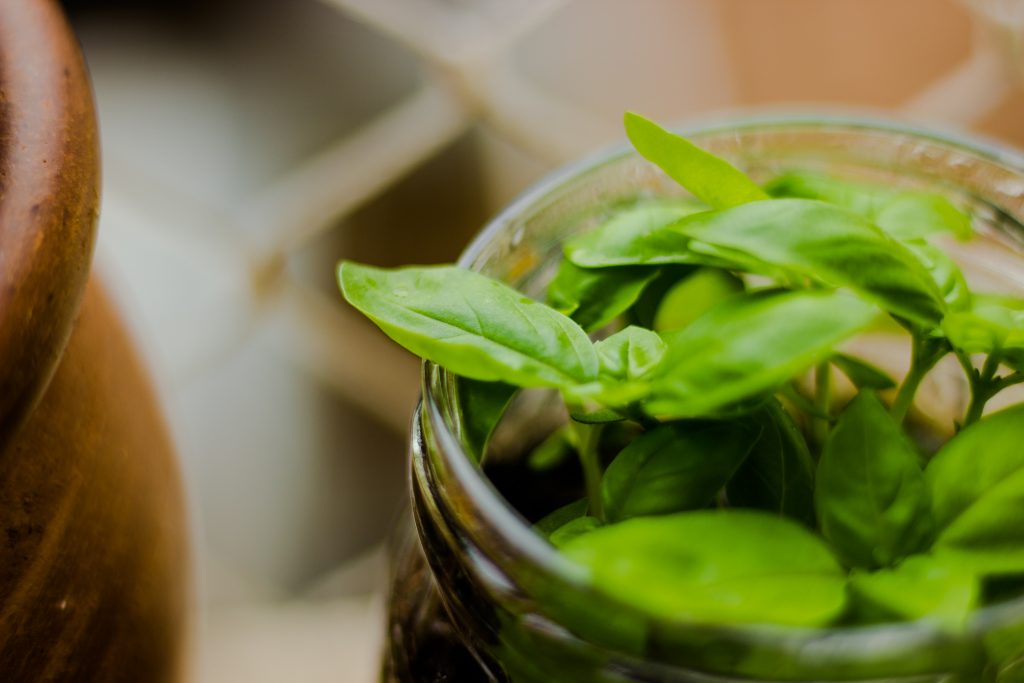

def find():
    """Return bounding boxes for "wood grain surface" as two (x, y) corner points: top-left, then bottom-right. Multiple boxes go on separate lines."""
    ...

(0, 1), (190, 680)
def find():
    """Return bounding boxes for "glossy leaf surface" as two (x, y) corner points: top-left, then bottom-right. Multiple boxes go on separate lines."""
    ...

(816, 392), (933, 569)
(339, 262), (598, 388)
(646, 290), (876, 418)
(601, 420), (760, 522)
(561, 510), (847, 627)
(625, 112), (768, 209)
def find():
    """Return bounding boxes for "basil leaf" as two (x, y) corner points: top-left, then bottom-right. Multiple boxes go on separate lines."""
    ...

(645, 289), (876, 419)
(875, 194), (973, 241)
(652, 267), (745, 333)
(926, 403), (1024, 531)
(674, 199), (946, 327)
(561, 510), (847, 627)
(549, 516), (602, 549)
(628, 264), (697, 329)
(816, 392), (933, 569)
(564, 201), (708, 269)
(927, 405), (1024, 574)
(766, 170), (972, 241)
(624, 112), (769, 209)
(832, 352), (897, 390)
(457, 377), (517, 464)
(339, 262), (598, 388)
(547, 261), (658, 332)
(594, 326), (666, 382)
(534, 498), (589, 537)
(848, 555), (979, 630)
(905, 240), (971, 312)
(527, 425), (574, 471)
(933, 469), (1024, 575)
(601, 419), (761, 522)
(942, 297), (1024, 368)
(726, 400), (816, 526)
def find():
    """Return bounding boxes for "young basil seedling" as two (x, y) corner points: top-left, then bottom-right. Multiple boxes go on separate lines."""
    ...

(338, 111), (1024, 643)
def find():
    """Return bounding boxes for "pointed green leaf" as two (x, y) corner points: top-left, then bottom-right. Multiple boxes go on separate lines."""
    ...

(549, 516), (603, 549)
(624, 112), (768, 209)
(816, 392), (933, 569)
(928, 404), (1024, 575)
(766, 170), (972, 241)
(645, 290), (876, 418)
(594, 326), (666, 382)
(652, 267), (745, 333)
(926, 403), (1024, 531)
(601, 419), (760, 522)
(933, 469), (1024, 575)
(832, 353), (897, 390)
(905, 240), (970, 312)
(457, 377), (517, 464)
(726, 401), (816, 525)
(942, 295), (1024, 368)
(527, 425), (574, 471)
(339, 262), (598, 388)
(547, 261), (658, 332)
(534, 498), (589, 537)
(561, 510), (847, 627)
(848, 555), (979, 630)
(673, 199), (946, 327)
(564, 200), (708, 269)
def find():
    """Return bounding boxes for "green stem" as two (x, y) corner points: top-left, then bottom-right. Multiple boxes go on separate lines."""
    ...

(891, 336), (942, 425)
(567, 415), (605, 521)
(781, 383), (830, 420)
(963, 354), (1003, 428)
(812, 362), (831, 445)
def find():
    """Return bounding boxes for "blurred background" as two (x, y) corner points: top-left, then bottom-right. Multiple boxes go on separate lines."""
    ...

(57, 0), (1024, 680)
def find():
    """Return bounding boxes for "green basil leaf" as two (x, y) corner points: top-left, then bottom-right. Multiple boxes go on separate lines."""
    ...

(547, 261), (658, 332)
(457, 377), (517, 464)
(339, 262), (598, 388)
(645, 289), (876, 419)
(905, 240), (971, 312)
(927, 405), (1024, 575)
(601, 419), (761, 522)
(848, 555), (979, 630)
(816, 392), (933, 569)
(624, 112), (769, 209)
(564, 201), (709, 269)
(567, 405), (628, 424)
(534, 498), (589, 537)
(926, 403), (1024, 531)
(628, 264), (697, 329)
(832, 352), (897, 390)
(766, 170), (972, 241)
(527, 425), (574, 471)
(875, 194), (973, 242)
(933, 468), (1024, 575)
(652, 268), (745, 333)
(594, 326), (667, 382)
(726, 400), (816, 526)
(549, 516), (603, 549)
(561, 510), (847, 627)
(942, 297), (1024, 368)
(674, 199), (946, 327)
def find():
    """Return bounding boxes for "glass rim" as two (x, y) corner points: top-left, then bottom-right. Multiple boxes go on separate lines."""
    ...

(421, 112), (1024, 655)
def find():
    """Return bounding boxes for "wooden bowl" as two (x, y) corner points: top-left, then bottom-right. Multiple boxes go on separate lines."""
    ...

(0, 2), (189, 680)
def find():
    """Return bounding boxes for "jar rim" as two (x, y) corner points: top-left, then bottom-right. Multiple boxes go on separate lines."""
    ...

(422, 113), (1024, 663)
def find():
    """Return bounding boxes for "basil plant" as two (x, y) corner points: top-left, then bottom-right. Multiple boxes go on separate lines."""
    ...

(339, 112), (1024, 632)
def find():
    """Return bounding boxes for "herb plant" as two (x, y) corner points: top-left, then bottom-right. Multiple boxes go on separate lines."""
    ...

(339, 112), (1024, 633)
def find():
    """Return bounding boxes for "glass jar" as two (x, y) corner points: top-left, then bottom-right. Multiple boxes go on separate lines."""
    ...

(383, 116), (1024, 682)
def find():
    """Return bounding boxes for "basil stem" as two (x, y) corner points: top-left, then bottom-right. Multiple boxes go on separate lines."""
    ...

(891, 335), (944, 424)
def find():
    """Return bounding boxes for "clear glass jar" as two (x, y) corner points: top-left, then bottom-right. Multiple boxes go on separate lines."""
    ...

(383, 116), (1024, 682)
